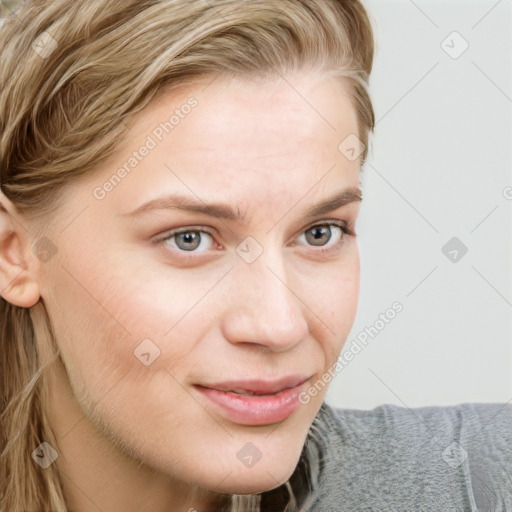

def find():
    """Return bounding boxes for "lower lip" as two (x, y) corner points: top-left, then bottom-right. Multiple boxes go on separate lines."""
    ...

(194, 382), (306, 426)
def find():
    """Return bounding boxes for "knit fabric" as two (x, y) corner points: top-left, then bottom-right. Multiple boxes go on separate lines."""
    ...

(304, 401), (512, 512)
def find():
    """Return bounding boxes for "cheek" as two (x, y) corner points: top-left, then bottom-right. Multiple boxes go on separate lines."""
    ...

(309, 247), (360, 365)
(46, 251), (218, 411)
(42, 255), (148, 403)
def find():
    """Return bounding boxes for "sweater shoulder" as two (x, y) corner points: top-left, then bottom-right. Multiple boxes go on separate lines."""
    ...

(321, 400), (512, 447)
(304, 401), (512, 511)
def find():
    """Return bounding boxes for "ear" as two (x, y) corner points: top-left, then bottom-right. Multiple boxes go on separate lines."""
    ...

(0, 189), (41, 308)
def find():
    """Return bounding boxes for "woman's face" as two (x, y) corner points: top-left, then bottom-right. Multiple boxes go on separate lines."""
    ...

(35, 72), (362, 499)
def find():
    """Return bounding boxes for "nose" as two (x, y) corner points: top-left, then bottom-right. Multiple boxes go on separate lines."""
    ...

(220, 244), (309, 352)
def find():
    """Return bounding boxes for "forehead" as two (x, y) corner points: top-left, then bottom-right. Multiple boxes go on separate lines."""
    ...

(122, 72), (358, 154)
(77, 73), (361, 223)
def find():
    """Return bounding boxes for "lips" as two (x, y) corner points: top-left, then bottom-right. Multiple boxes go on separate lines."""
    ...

(193, 375), (312, 426)
(198, 375), (310, 396)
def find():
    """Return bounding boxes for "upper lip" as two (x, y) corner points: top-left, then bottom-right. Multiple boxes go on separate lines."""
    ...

(196, 374), (311, 395)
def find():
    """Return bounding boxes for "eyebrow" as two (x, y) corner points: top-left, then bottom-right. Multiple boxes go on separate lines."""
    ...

(120, 187), (362, 223)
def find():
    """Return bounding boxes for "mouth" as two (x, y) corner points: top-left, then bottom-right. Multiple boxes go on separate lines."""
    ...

(198, 375), (311, 395)
(218, 388), (284, 396)
(193, 375), (312, 426)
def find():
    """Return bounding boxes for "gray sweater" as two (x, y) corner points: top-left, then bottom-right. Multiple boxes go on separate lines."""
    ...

(299, 401), (512, 511)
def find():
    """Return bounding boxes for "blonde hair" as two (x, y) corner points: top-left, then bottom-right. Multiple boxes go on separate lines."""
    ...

(0, 0), (375, 510)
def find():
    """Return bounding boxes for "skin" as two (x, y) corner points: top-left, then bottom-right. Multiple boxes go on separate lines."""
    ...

(0, 72), (362, 512)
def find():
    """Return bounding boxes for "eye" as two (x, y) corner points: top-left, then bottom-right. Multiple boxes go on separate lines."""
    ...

(296, 221), (350, 253)
(155, 221), (352, 257)
(159, 227), (216, 253)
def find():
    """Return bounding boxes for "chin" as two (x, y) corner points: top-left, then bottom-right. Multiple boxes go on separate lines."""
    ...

(211, 457), (299, 495)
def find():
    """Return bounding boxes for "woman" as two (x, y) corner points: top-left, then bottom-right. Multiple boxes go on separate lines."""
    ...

(1, 1), (510, 511)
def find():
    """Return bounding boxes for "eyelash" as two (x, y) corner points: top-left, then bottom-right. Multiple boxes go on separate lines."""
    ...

(155, 220), (354, 259)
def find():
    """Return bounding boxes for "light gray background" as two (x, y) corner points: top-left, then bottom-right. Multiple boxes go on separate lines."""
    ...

(327, 0), (512, 409)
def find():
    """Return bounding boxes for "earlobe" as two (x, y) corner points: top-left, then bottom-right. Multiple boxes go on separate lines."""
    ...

(0, 192), (41, 308)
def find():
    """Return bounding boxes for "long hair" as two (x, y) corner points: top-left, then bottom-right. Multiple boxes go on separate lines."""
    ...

(0, 1), (375, 510)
